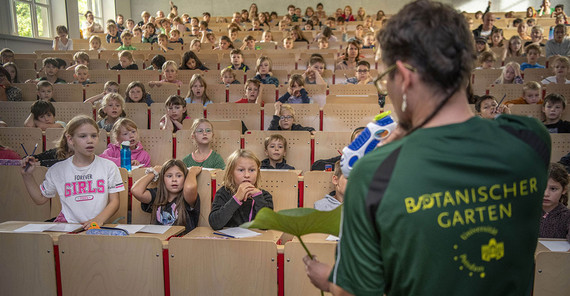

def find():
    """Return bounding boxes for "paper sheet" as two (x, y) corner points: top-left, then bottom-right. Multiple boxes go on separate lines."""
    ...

(138, 225), (171, 234)
(219, 227), (262, 238)
(13, 224), (53, 232)
(115, 224), (170, 234)
(539, 240), (570, 252)
(44, 224), (82, 232)
(13, 223), (81, 232)
(326, 235), (339, 241)
(115, 224), (145, 234)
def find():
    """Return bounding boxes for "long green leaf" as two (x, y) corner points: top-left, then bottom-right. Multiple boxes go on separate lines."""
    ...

(241, 206), (341, 237)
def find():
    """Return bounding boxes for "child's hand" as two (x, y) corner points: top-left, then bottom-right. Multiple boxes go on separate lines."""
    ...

(494, 104), (511, 115)
(288, 85), (303, 97)
(81, 217), (105, 230)
(235, 182), (257, 202)
(274, 101), (282, 115)
(21, 156), (38, 175)
(131, 159), (140, 166)
(188, 166), (202, 176)
(153, 165), (162, 173)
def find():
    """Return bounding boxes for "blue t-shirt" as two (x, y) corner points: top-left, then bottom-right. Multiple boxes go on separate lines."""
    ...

(520, 63), (545, 71)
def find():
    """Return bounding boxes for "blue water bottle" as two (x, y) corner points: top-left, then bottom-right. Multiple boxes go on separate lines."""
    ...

(120, 141), (131, 171)
(340, 111), (397, 177)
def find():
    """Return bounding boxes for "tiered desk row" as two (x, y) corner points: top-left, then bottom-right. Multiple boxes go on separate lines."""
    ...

(0, 166), (341, 296)
(1, 165), (568, 295)
(1, 101), (569, 170)
(471, 63), (570, 98)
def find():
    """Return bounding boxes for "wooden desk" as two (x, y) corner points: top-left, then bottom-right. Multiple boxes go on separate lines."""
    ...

(0, 221), (74, 296)
(183, 226), (282, 243)
(284, 233), (337, 296)
(58, 225), (184, 296)
(534, 239), (570, 296)
(168, 226), (282, 296)
(0, 220), (75, 243)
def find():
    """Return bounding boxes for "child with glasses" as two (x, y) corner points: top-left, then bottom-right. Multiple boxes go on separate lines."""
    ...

(346, 61), (374, 84)
(268, 103), (316, 134)
(182, 119), (226, 169)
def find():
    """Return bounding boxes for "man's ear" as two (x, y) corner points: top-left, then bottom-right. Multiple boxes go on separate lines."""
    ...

(395, 60), (413, 94)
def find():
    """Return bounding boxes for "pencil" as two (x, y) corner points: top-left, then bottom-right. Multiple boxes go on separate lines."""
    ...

(20, 144), (29, 156)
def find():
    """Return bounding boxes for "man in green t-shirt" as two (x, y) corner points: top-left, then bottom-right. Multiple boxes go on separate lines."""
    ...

(304, 2), (550, 296)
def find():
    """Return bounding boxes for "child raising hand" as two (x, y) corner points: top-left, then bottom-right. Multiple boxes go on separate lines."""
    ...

(131, 160), (201, 234)
(21, 115), (123, 230)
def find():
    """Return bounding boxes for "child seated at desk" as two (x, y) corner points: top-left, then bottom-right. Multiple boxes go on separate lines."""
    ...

(24, 100), (65, 130)
(260, 134), (295, 170)
(36, 81), (55, 102)
(540, 163), (570, 238)
(505, 81), (542, 106)
(21, 115), (123, 229)
(131, 160), (201, 234)
(542, 93), (570, 133)
(209, 149), (273, 230)
(314, 161), (346, 211)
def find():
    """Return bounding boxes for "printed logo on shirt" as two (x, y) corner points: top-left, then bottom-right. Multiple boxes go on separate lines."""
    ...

(65, 177), (105, 197)
(75, 195), (94, 202)
(403, 177), (539, 279)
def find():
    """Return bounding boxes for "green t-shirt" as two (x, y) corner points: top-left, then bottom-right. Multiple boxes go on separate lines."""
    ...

(331, 115), (550, 296)
(182, 150), (226, 170)
(116, 45), (137, 51)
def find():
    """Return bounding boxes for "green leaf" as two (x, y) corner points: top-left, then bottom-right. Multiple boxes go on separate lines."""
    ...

(241, 206), (341, 237)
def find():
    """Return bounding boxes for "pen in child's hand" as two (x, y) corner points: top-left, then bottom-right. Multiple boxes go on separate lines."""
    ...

(30, 143), (38, 156)
(24, 143), (38, 172)
(497, 94), (507, 106)
(20, 143), (29, 156)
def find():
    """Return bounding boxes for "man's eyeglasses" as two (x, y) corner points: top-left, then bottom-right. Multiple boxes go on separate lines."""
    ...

(373, 63), (416, 95)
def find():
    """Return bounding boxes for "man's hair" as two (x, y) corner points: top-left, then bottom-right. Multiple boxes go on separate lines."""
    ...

(31, 100), (56, 120)
(378, 0), (474, 94)
(264, 134), (288, 151)
(543, 93), (567, 109)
